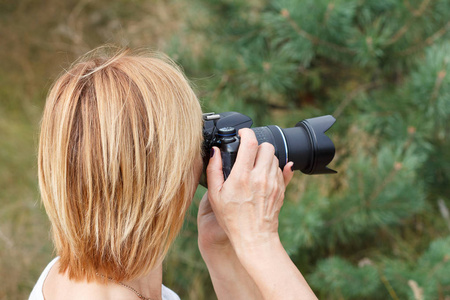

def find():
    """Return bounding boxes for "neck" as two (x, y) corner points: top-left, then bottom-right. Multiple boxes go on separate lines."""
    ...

(118, 263), (164, 300)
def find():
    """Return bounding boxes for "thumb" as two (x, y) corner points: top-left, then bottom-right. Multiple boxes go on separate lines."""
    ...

(283, 162), (295, 187)
(206, 147), (224, 196)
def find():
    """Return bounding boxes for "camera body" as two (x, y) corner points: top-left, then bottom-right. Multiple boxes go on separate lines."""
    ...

(201, 112), (337, 186)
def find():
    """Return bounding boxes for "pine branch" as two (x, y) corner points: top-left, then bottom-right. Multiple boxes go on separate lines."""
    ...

(386, 0), (431, 46)
(333, 80), (384, 118)
(427, 256), (450, 279)
(379, 274), (400, 300)
(324, 163), (399, 227)
(326, 132), (415, 227)
(403, 0), (413, 13)
(280, 8), (356, 54)
(403, 0), (432, 17)
(323, 2), (335, 25)
(329, 134), (414, 229)
(429, 68), (448, 106)
(366, 162), (402, 207)
(397, 21), (450, 56)
(386, 21), (413, 46)
(408, 280), (424, 300)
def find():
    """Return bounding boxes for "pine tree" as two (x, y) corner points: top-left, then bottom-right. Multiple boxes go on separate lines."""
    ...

(165, 0), (450, 298)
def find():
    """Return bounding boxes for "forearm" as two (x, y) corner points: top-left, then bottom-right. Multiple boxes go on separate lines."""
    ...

(234, 236), (317, 300)
(200, 243), (262, 300)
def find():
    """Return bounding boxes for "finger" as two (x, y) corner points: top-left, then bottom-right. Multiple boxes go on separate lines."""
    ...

(261, 156), (279, 194)
(267, 161), (285, 211)
(268, 152), (280, 178)
(206, 147), (224, 197)
(232, 128), (259, 173)
(253, 142), (276, 172)
(283, 162), (295, 187)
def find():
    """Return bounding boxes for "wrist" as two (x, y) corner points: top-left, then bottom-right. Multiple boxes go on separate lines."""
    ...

(231, 232), (282, 262)
(199, 238), (234, 265)
(232, 236), (318, 300)
(199, 239), (263, 300)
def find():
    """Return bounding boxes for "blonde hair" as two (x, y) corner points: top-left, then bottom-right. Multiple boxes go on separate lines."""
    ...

(38, 48), (203, 282)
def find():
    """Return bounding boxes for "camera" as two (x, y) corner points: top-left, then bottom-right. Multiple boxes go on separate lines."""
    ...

(201, 111), (336, 186)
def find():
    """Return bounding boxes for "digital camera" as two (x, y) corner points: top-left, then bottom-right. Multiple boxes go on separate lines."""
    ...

(201, 112), (336, 186)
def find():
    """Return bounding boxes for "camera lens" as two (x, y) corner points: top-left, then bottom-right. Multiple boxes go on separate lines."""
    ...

(251, 115), (336, 174)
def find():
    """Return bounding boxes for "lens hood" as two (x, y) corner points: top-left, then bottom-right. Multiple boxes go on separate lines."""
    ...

(296, 115), (337, 174)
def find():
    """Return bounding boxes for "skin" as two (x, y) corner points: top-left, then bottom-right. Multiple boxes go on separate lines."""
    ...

(42, 128), (317, 300)
(43, 261), (164, 300)
(198, 128), (317, 300)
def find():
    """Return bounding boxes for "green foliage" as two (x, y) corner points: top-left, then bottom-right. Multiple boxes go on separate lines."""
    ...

(309, 257), (382, 299)
(173, 0), (450, 298)
(310, 236), (450, 299)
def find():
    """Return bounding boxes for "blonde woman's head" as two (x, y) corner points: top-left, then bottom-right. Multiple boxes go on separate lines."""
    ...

(38, 48), (203, 282)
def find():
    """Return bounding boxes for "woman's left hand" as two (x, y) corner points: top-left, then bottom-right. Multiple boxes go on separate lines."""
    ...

(198, 191), (229, 251)
(197, 168), (263, 299)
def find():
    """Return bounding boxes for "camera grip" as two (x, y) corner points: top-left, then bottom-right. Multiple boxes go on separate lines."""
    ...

(221, 151), (237, 180)
(220, 136), (240, 180)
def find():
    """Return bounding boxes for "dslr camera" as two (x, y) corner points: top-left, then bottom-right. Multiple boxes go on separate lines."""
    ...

(201, 112), (336, 185)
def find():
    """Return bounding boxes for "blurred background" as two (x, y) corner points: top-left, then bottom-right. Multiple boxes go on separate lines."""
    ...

(1, 0), (449, 299)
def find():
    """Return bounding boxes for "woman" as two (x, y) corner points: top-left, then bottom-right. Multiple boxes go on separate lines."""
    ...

(30, 48), (317, 300)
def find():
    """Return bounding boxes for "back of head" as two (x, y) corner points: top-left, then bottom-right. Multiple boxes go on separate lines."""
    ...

(38, 48), (203, 282)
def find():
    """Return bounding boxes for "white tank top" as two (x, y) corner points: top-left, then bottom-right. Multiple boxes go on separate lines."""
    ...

(29, 257), (180, 300)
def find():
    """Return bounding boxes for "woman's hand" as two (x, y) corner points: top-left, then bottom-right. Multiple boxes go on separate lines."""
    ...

(197, 128), (293, 299)
(197, 191), (229, 251)
(198, 185), (263, 299)
(204, 128), (317, 300)
(205, 128), (293, 252)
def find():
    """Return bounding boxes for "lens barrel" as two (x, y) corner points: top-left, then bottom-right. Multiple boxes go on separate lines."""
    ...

(251, 115), (337, 174)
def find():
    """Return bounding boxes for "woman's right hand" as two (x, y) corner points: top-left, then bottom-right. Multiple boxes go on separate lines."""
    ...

(206, 128), (294, 254)
(206, 128), (317, 300)
(197, 128), (293, 300)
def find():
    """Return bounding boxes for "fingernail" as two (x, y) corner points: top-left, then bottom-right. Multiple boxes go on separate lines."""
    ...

(290, 162), (294, 172)
(210, 148), (215, 158)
